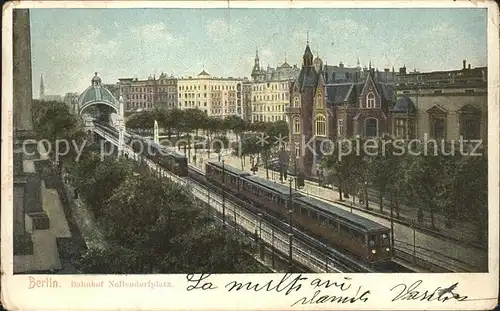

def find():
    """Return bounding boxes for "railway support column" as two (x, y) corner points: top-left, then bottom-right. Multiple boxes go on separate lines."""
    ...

(222, 160), (226, 229)
(271, 228), (275, 269)
(258, 213), (264, 260)
(288, 178), (294, 272)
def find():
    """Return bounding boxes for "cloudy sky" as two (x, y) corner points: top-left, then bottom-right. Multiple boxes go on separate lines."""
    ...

(30, 7), (487, 98)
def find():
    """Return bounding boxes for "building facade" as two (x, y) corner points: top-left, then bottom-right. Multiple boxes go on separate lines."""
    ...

(250, 50), (300, 123)
(287, 45), (486, 177)
(393, 61), (487, 142)
(118, 72), (178, 112)
(177, 70), (244, 118)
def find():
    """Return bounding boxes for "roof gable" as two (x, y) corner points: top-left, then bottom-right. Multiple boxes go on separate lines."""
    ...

(426, 104), (448, 114)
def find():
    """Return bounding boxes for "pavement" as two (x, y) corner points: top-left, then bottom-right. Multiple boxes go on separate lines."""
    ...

(188, 148), (488, 272)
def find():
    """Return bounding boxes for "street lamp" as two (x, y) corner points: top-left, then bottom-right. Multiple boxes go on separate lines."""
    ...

(364, 181), (369, 210)
(258, 213), (263, 240)
(222, 159), (226, 229)
(412, 220), (416, 264)
(390, 193), (395, 257)
(288, 177), (294, 272)
(271, 228), (275, 269)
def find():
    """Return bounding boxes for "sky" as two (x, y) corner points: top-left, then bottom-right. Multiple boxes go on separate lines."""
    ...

(29, 7), (487, 98)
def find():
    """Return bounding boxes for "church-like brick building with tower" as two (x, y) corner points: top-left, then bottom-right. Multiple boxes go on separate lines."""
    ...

(286, 42), (487, 178)
(287, 42), (396, 177)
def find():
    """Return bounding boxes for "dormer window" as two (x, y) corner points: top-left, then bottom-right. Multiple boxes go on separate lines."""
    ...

(366, 92), (375, 108)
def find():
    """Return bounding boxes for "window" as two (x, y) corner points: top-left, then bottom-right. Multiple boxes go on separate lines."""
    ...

(315, 115), (326, 136)
(317, 94), (323, 108)
(434, 90), (442, 94)
(366, 92), (375, 108)
(365, 118), (378, 137)
(462, 118), (480, 140)
(465, 89), (475, 95)
(295, 143), (300, 158)
(395, 118), (406, 138)
(337, 119), (344, 136)
(293, 96), (299, 107)
(293, 117), (301, 134)
(431, 118), (446, 139)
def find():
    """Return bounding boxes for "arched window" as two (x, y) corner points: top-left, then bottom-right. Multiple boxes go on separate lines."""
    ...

(317, 93), (323, 108)
(293, 117), (301, 134)
(365, 118), (378, 137)
(293, 96), (299, 107)
(337, 119), (344, 136)
(315, 115), (326, 136)
(366, 92), (375, 108)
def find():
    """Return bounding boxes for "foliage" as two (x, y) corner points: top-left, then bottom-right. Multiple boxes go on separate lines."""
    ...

(321, 138), (366, 201)
(74, 151), (267, 273)
(32, 100), (86, 160)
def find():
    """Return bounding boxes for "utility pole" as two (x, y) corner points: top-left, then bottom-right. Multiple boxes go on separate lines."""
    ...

(390, 193), (395, 257)
(288, 178), (294, 272)
(222, 159), (226, 229)
(271, 228), (275, 269)
(412, 220), (416, 264)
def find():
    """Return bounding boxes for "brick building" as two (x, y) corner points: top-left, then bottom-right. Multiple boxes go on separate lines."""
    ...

(287, 44), (487, 177)
(118, 72), (178, 112)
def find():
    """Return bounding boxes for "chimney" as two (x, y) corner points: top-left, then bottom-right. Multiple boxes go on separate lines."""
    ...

(399, 66), (406, 75)
(463, 60), (466, 69)
(468, 64), (471, 69)
(384, 68), (390, 72)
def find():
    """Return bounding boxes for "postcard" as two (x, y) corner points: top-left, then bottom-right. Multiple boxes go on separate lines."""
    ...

(1, 0), (499, 310)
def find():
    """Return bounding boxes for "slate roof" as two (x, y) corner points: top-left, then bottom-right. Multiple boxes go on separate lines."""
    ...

(325, 83), (356, 105)
(375, 83), (395, 101)
(298, 67), (320, 89)
(392, 96), (416, 113)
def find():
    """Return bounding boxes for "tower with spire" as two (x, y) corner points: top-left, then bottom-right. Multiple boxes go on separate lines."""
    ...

(251, 49), (262, 81)
(288, 39), (325, 177)
(40, 74), (45, 99)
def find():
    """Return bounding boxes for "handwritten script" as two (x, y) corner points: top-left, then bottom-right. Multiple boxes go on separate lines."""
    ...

(185, 274), (471, 307)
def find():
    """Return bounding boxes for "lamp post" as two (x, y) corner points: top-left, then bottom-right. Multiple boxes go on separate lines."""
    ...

(222, 159), (226, 229)
(364, 181), (369, 210)
(258, 213), (263, 240)
(412, 220), (416, 264)
(271, 228), (275, 269)
(258, 212), (264, 260)
(390, 193), (395, 257)
(288, 178), (294, 272)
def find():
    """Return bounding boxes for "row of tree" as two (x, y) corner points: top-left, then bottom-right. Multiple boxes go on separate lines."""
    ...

(33, 100), (268, 273)
(67, 149), (269, 273)
(321, 136), (488, 242)
(126, 108), (289, 168)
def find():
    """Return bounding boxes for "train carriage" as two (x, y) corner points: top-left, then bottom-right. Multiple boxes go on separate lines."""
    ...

(295, 196), (391, 263)
(205, 161), (249, 193)
(207, 161), (392, 264)
(240, 175), (303, 214)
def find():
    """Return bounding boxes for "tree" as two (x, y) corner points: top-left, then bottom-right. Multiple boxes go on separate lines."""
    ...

(400, 142), (457, 228)
(32, 100), (86, 162)
(437, 151), (488, 239)
(70, 154), (133, 218)
(183, 109), (209, 161)
(78, 169), (268, 273)
(366, 136), (399, 213)
(321, 138), (365, 201)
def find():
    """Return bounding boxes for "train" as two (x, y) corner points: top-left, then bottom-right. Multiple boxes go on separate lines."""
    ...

(205, 160), (392, 264)
(94, 122), (189, 177)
